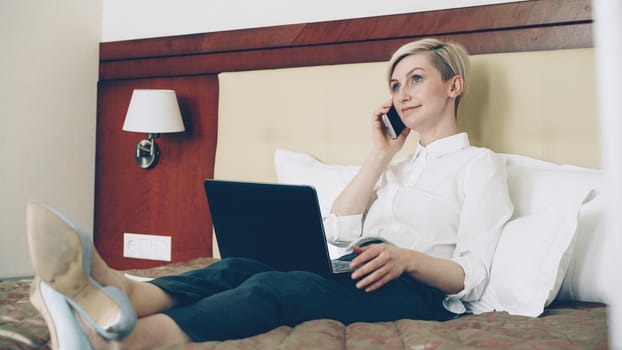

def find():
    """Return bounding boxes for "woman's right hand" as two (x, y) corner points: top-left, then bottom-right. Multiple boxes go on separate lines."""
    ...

(372, 101), (410, 159)
(331, 101), (411, 217)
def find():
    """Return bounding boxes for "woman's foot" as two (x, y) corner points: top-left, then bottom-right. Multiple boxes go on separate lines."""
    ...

(30, 277), (94, 349)
(26, 202), (137, 340)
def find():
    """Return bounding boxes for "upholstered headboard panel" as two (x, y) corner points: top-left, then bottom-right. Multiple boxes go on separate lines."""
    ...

(214, 48), (598, 258)
(216, 48), (598, 185)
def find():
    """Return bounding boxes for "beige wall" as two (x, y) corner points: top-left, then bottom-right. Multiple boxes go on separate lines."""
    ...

(0, 0), (102, 278)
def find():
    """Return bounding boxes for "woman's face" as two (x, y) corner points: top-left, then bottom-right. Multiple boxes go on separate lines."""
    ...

(389, 53), (455, 133)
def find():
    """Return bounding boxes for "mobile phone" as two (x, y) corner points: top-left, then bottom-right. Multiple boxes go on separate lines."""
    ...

(381, 106), (406, 139)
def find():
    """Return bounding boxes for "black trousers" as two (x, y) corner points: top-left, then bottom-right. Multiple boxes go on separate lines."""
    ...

(150, 257), (454, 342)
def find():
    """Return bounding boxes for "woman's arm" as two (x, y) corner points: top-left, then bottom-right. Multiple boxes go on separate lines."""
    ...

(331, 102), (410, 216)
(330, 150), (392, 215)
(349, 244), (465, 294)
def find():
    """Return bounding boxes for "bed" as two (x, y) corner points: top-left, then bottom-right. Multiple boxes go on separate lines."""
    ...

(1, 0), (611, 349)
(0, 259), (609, 350)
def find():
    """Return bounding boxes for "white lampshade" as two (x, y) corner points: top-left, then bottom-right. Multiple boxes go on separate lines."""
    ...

(122, 89), (185, 133)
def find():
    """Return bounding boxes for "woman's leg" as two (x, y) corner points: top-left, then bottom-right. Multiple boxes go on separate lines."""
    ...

(157, 269), (452, 342)
(92, 251), (277, 318)
(89, 248), (176, 317)
(84, 257), (279, 349)
(83, 258), (450, 347)
(147, 257), (277, 304)
(81, 314), (190, 350)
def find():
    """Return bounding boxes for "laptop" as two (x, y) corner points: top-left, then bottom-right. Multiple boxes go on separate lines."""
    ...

(203, 179), (354, 275)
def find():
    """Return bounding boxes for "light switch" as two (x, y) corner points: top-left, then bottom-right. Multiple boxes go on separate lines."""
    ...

(123, 233), (171, 261)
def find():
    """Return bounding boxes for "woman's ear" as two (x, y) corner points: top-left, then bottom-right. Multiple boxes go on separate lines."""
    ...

(448, 75), (464, 98)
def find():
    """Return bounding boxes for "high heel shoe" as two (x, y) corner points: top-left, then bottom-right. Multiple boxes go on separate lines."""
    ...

(26, 202), (137, 340)
(30, 277), (93, 350)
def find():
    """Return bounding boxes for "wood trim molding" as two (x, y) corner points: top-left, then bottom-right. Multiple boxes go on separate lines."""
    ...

(100, 24), (592, 81)
(100, 0), (591, 61)
(99, 0), (592, 81)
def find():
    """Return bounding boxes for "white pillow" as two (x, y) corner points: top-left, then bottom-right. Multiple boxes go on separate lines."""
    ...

(274, 149), (359, 217)
(478, 154), (601, 317)
(503, 154), (606, 304)
(486, 188), (595, 316)
(556, 184), (608, 303)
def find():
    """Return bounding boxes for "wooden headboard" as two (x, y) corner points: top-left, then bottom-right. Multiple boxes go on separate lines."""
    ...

(96, 0), (593, 269)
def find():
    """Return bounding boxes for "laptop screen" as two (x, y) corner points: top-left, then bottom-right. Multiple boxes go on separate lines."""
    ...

(204, 179), (335, 275)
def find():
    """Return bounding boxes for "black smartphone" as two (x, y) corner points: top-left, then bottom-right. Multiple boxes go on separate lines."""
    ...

(381, 105), (406, 139)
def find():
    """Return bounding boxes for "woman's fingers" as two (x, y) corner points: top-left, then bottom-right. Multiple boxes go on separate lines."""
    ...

(349, 244), (379, 273)
(355, 265), (396, 292)
(350, 244), (406, 291)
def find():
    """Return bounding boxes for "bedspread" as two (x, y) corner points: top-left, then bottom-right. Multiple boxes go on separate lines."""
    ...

(185, 303), (607, 350)
(0, 258), (608, 350)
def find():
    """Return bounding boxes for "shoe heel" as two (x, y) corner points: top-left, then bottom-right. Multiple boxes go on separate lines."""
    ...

(27, 202), (136, 340)
(30, 277), (93, 350)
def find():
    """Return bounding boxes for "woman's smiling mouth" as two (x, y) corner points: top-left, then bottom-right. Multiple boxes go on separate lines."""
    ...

(401, 105), (421, 114)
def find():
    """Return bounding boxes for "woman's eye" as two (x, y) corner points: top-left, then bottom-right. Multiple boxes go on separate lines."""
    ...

(390, 83), (401, 93)
(409, 74), (423, 85)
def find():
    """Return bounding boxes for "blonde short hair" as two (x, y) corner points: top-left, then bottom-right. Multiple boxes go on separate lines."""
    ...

(387, 38), (470, 112)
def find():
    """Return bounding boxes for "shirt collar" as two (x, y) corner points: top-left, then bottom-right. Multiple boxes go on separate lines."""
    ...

(412, 132), (470, 161)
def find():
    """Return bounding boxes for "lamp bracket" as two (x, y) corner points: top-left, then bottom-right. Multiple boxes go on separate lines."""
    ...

(135, 135), (160, 169)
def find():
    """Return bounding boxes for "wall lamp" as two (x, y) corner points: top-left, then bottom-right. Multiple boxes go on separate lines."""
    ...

(122, 89), (185, 169)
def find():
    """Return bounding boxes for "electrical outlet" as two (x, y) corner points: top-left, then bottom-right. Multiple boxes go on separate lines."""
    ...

(123, 233), (171, 261)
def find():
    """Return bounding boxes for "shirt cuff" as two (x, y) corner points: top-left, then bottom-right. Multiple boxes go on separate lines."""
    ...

(323, 213), (363, 246)
(442, 255), (487, 314)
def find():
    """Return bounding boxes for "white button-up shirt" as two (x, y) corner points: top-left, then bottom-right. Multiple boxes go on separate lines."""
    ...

(323, 132), (513, 314)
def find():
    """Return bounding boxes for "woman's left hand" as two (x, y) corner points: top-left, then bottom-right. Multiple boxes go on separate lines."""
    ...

(349, 244), (414, 292)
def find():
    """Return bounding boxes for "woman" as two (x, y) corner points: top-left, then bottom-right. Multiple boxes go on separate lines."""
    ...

(27, 38), (512, 349)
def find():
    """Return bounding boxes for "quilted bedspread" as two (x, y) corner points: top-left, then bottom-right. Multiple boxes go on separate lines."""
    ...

(0, 258), (608, 350)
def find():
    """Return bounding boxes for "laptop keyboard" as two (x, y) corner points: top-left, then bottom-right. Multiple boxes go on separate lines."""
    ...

(331, 259), (355, 273)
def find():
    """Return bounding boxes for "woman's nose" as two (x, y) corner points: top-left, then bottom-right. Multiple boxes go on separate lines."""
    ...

(398, 88), (411, 102)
